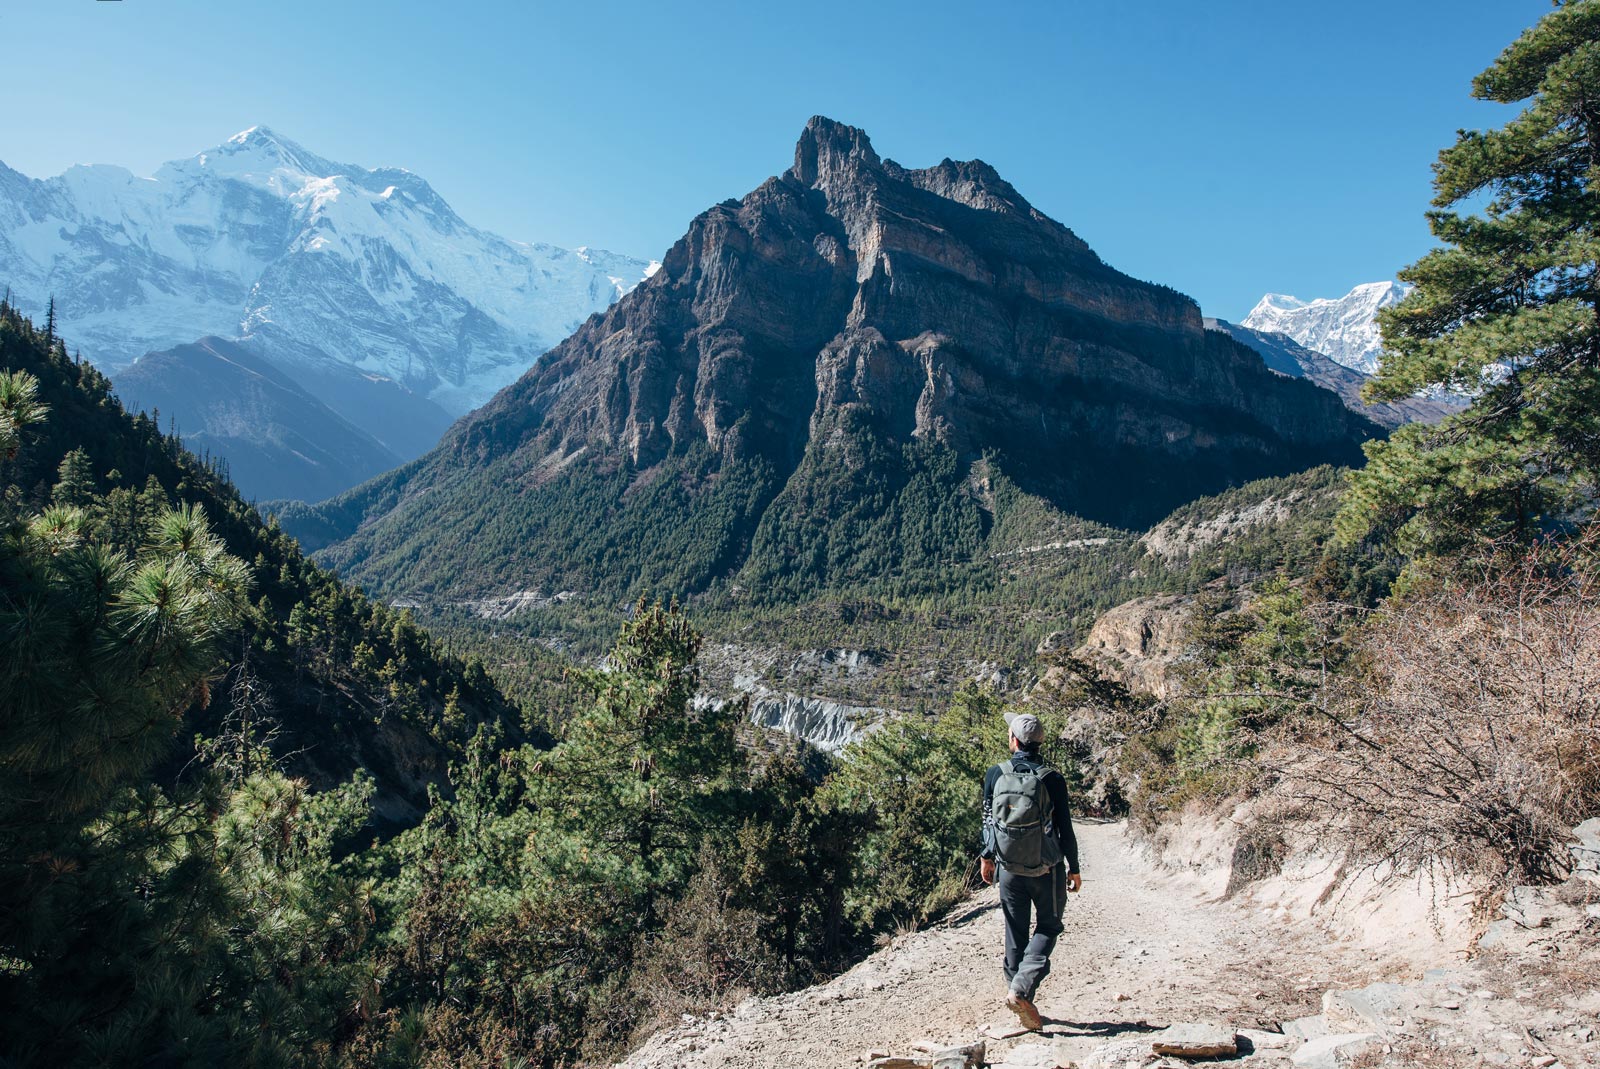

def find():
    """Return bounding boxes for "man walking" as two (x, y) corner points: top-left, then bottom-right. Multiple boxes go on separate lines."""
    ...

(979, 711), (1082, 1031)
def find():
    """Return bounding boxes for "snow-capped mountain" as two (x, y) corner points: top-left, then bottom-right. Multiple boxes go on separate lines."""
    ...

(1242, 281), (1411, 374)
(1206, 317), (1460, 429)
(0, 126), (659, 414)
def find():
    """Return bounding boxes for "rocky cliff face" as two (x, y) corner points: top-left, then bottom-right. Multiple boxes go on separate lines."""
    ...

(743, 691), (886, 753)
(291, 118), (1381, 601)
(468, 117), (1370, 496)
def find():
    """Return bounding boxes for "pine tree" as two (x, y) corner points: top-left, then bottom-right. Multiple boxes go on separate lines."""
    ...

(1339, 0), (1600, 553)
(42, 295), (55, 347)
(50, 446), (96, 507)
(525, 600), (742, 927)
(0, 369), (48, 461)
(0, 365), (387, 1068)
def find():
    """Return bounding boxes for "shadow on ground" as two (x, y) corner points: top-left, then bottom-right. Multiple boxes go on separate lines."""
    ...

(1040, 1018), (1161, 1038)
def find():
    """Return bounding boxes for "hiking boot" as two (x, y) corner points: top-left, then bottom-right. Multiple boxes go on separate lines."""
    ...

(1005, 992), (1043, 1031)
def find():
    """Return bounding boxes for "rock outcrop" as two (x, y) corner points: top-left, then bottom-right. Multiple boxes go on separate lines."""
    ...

(745, 690), (886, 753)
(1071, 594), (1198, 700)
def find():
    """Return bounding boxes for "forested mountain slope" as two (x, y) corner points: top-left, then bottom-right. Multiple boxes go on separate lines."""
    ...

(0, 302), (525, 823)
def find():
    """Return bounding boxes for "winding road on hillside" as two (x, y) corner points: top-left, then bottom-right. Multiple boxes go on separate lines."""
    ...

(618, 821), (1429, 1069)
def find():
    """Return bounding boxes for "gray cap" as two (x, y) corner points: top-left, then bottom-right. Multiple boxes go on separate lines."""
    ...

(1004, 711), (1044, 745)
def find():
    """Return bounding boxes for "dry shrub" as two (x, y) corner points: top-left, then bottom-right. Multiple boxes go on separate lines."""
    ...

(622, 857), (782, 1043)
(1286, 537), (1600, 885)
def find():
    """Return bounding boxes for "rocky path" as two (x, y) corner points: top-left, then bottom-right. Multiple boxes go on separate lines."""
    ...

(617, 821), (1431, 1069)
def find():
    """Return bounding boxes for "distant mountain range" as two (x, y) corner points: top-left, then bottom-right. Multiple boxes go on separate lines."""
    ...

(1242, 281), (1411, 373)
(1208, 318), (1459, 430)
(0, 126), (656, 499)
(277, 117), (1381, 608)
(112, 336), (419, 502)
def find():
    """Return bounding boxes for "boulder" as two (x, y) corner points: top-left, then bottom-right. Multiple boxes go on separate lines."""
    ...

(1572, 819), (1600, 883)
(1290, 1033), (1377, 1069)
(1478, 919), (1522, 949)
(1150, 1023), (1238, 1058)
(983, 1021), (1034, 1040)
(990, 1041), (1064, 1068)
(930, 1040), (985, 1069)
(1502, 886), (1562, 929)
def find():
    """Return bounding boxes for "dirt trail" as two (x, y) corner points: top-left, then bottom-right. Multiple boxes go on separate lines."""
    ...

(618, 821), (1423, 1069)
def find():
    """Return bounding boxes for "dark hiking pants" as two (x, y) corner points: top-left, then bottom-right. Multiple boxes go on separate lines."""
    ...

(998, 862), (1067, 1001)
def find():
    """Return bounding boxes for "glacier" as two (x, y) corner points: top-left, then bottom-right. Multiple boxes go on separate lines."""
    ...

(0, 126), (659, 415)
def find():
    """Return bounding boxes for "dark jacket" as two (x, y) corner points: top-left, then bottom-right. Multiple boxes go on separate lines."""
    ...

(980, 750), (1080, 874)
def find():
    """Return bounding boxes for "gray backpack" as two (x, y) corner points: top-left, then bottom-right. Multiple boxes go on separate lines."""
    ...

(990, 758), (1063, 877)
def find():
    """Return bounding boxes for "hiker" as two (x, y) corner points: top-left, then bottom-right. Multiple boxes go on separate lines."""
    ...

(978, 711), (1082, 1031)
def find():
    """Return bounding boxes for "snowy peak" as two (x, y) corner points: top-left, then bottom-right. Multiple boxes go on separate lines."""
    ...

(162, 125), (346, 199)
(1242, 281), (1411, 373)
(0, 129), (656, 415)
(575, 246), (664, 299)
(1249, 293), (1308, 315)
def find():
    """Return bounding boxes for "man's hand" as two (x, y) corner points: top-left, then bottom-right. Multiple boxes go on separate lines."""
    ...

(1067, 872), (1083, 893)
(980, 857), (996, 885)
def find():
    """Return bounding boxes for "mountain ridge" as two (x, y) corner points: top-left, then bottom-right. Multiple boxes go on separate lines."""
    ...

(1242, 281), (1411, 373)
(0, 124), (658, 410)
(281, 117), (1382, 607)
(1206, 317), (1460, 429)
(111, 336), (411, 501)
(0, 125), (659, 500)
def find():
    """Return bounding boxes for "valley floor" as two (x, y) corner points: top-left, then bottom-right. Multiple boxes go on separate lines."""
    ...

(617, 821), (1434, 1069)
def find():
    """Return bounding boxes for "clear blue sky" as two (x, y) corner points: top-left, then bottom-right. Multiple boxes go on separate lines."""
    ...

(1, 0), (1550, 320)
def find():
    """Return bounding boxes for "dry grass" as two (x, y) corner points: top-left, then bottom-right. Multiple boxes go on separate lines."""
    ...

(1284, 538), (1600, 886)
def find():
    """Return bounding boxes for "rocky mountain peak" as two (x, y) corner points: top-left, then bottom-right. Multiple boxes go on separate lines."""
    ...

(790, 115), (883, 188)
(198, 124), (342, 183)
(298, 119), (1383, 603)
(225, 123), (292, 150)
(909, 156), (1029, 214)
